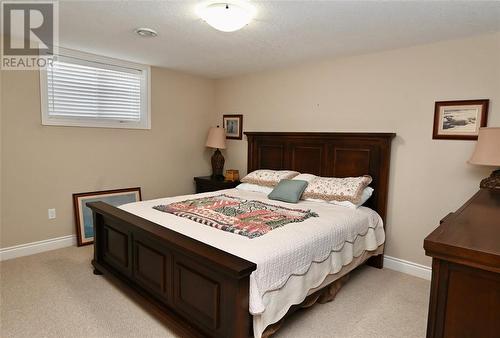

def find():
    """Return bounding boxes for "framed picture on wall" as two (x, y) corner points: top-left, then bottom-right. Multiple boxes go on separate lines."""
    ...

(223, 114), (243, 140)
(432, 99), (489, 140)
(73, 187), (142, 246)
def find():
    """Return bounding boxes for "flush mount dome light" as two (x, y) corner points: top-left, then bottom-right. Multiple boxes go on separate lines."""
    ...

(135, 28), (158, 37)
(196, 1), (256, 32)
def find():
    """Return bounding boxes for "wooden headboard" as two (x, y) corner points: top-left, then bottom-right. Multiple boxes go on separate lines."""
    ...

(245, 132), (396, 224)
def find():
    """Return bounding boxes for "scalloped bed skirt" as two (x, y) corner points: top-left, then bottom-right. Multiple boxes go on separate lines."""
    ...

(253, 238), (384, 338)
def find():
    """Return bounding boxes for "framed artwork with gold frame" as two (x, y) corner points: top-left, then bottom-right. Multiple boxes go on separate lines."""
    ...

(73, 187), (142, 246)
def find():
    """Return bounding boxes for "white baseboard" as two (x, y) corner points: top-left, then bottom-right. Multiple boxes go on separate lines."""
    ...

(0, 235), (76, 261)
(1, 235), (432, 281)
(384, 255), (431, 280)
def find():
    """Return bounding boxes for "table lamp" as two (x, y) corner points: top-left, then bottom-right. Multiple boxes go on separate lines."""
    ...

(206, 126), (226, 178)
(468, 127), (500, 189)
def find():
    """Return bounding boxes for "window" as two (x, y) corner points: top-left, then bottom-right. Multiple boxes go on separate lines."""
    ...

(40, 49), (150, 129)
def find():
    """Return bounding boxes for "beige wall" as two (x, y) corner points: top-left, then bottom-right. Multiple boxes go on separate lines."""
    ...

(0, 69), (3, 238)
(215, 33), (500, 266)
(1, 66), (214, 247)
(2, 33), (499, 266)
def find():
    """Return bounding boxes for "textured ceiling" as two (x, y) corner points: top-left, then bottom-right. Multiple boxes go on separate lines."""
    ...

(58, 1), (500, 78)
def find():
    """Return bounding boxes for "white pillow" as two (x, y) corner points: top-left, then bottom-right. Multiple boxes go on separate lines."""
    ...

(235, 183), (274, 194)
(304, 187), (374, 209)
(330, 187), (374, 209)
(292, 173), (316, 183)
(240, 169), (300, 187)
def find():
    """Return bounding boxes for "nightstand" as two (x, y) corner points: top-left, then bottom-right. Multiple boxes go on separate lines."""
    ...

(194, 176), (240, 193)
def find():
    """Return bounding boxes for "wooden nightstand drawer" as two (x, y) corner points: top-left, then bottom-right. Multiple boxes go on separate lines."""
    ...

(194, 176), (240, 193)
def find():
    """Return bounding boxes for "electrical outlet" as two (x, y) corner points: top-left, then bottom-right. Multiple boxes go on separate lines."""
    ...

(48, 208), (56, 219)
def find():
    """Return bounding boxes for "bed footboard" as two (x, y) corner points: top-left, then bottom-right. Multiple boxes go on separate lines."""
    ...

(87, 201), (256, 338)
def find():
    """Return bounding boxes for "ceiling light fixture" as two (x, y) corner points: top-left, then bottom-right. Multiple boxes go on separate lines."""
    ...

(196, 1), (256, 32)
(135, 28), (158, 38)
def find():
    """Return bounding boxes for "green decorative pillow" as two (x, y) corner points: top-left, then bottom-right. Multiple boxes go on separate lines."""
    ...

(268, 179), (308, 203)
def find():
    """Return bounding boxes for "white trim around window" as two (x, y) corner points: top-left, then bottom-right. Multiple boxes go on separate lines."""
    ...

(40, 48), (151, 129)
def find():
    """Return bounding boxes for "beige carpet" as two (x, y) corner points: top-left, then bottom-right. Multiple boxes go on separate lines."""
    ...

(0, 246), (430, 338)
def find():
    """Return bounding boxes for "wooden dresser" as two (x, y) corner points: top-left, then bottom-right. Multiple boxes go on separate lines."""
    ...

(424, 189), (500, 338)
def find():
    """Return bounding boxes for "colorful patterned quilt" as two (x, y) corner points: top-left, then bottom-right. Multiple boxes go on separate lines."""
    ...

(153, 194), (318, 239)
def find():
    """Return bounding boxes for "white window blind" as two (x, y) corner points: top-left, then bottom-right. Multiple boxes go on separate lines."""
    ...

(40, 50), (150, 129)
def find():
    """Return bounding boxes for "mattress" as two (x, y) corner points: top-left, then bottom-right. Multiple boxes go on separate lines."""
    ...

(120, 188), (385, 337)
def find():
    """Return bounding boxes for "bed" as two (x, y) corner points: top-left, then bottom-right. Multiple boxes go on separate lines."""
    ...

(88, 132), (395, 338)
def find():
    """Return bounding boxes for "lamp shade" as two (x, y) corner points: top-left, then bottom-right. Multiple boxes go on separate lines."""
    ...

(468, 127), (500, 166)
(206, 127), (226, 149)
(196, 1), (256, 33)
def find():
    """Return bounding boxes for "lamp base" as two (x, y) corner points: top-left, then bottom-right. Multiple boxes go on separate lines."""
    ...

(211, 149), (225, 179)
(480, 169), (500, 190)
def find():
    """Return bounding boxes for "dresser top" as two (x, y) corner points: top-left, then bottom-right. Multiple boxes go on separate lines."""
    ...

(424, 189), (500, 272)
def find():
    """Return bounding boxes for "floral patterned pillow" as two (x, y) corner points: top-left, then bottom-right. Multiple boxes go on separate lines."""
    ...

(241, 170), (300, 187)
(301, 175), (372, 204)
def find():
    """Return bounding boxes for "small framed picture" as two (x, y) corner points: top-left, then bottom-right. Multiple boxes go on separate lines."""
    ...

(433, 100), (489, 140)
(223, 114), (243, 140)
(73, 187), (142, 246)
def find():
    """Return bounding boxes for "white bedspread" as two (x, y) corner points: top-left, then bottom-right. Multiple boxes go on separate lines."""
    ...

(120, 189), (384, 335)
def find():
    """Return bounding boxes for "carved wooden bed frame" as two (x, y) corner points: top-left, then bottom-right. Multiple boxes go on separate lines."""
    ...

(88, 132), (395, 338)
